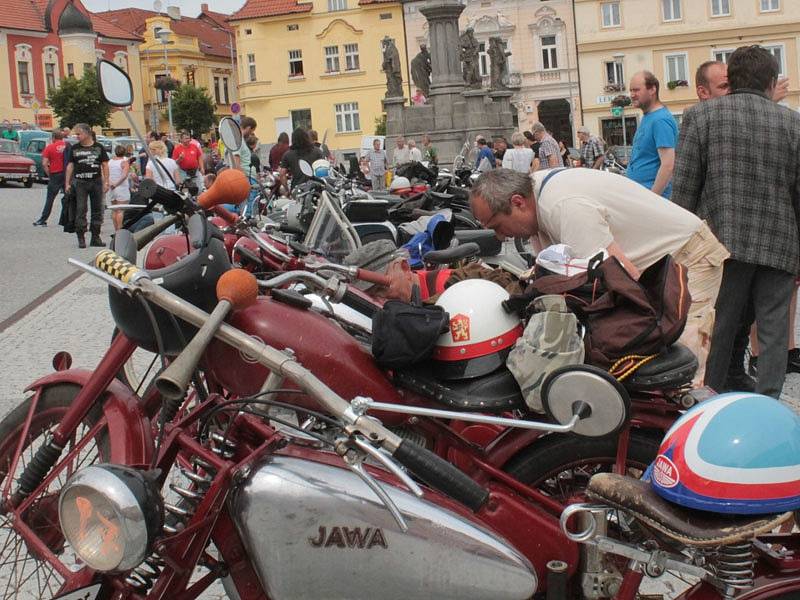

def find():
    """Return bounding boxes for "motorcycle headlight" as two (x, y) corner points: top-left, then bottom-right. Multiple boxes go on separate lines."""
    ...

(29, 165), (36, 173)
(59, 465), (163, 572)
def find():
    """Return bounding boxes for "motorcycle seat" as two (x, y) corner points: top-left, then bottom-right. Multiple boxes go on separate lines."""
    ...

(586, 473), (793, 548)
(454, 230), (503, 257)
(394, 365), (524, 413)
(624, 343), (698, 392)
(429, 191), (455, 202)
(423, 242), (481, 266)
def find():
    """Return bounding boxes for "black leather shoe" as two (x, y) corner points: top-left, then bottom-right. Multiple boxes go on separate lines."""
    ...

(787, 349), (800, 374)
(77, 233), (86, 249)
(89, 236), (105, 247)
(32, 219), (46, 227)
(724, 372), (756, 393)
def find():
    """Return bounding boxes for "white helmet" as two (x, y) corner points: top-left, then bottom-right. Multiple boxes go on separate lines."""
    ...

(312, 159), (331, 178)
(389, 176), (410, 191)
(433, 279), (522, 380)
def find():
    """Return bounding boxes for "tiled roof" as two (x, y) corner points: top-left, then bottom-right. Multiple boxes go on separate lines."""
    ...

(95, 7), (233, 57)
(228, 0), (313, 22)
(199, 7), (230, 28)
(0, 0), (47, 32)
(358, 0), (398, 4)
(91, 13), (142, 41)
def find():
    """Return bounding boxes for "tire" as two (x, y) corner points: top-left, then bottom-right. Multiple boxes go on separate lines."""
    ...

(0, 383), (111, 599)
(505, 430), (661, 500)
(24, 178), (33, 188)
(112, 327), (161, 394)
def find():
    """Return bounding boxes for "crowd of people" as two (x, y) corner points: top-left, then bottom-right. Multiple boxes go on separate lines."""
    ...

(470, 44), (800, 399)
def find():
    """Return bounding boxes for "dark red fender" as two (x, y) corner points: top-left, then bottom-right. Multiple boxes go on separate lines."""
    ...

(24, 369), (154, 465)
(144, 232), (192, 270)
(204, 298), (408, 426)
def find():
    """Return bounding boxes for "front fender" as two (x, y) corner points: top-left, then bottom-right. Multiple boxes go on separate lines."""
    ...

(25, 369), (153, 465)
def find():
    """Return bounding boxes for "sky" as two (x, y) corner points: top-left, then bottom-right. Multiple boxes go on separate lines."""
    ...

(82, 0), (246, 17)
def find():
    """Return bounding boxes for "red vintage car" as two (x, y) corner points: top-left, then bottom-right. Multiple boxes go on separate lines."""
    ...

(0, 139), (37, 187)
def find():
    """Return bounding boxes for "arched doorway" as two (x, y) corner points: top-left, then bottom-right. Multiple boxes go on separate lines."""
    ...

(537, 99), (572, 146)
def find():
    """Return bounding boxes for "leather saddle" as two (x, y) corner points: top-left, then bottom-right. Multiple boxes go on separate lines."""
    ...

(587, 473), (793, 548)
(396, 343), (697, 413)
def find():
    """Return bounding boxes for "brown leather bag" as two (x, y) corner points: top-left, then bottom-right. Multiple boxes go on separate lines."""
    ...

(519, 254), (690, 368)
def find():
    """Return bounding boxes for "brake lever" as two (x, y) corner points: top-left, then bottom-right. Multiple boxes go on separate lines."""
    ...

(352, 436), (423, 498)
(339, 442), (409, 532)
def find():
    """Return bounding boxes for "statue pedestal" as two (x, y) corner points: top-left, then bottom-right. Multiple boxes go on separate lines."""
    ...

(382, 96), (407, 136)
(489, 90), (515, 128)
(462, 89), (490, 129)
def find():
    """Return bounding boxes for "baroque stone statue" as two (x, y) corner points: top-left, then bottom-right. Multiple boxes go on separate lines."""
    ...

(381, 36), (404, 98)
(488, 36), (511, 90)
(459, 28), (481, 88)
(410, 44), (432, 97)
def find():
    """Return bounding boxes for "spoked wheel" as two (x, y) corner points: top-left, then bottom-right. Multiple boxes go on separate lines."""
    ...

(0, 384), (110, 599)
(112, 328), (162, 395)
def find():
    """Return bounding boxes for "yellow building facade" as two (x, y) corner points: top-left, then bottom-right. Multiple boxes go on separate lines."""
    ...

(96, 7), (238, 136)
(230, 0), (407, 156)
(575, 0), (800, 145)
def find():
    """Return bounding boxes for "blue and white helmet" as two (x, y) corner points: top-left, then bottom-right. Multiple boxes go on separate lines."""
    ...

(647, 393), (800, 515)
(312, 159), (331, 178)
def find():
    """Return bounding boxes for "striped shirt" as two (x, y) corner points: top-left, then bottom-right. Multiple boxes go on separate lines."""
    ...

(366, 149), (387, 176)
(580, 136), (605, 168)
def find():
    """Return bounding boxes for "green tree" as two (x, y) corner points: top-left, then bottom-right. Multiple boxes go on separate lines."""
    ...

(168, 85), (216, 135)
(374, 114), (387, 136)
(47, 67), (112, 128)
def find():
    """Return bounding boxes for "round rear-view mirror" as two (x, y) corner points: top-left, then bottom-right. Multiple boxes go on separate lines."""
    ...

(541, 365), (630, 438)
(218, 117), (242, 152)
(298, 160), (314, 177)
(97, 60), (133, 107)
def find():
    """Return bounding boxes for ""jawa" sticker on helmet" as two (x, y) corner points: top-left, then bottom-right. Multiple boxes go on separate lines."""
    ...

(653, 455), (679, 488)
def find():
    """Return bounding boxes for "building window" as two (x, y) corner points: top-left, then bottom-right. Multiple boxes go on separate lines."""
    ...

(247, 53), (256, 82)
(662, 0), (681, 20)
(155, 74), (168, 102)
(325, 45), (340, 73)
(379, 13), (392, 19)
(601, 2), (621, 27)
(67, 63), (74, 77)
(760, 0), (779, 11)
(223, 77), (229, 104)
(245, 28), (252, 35)
(186, 70), (195, 86)
(710, 0), (730, 16)
(604, 60), (624, 88)
(335, 102), (360, 133)
(328, 0), (347, 10)
(45, 62), (57, 94)
(479, 42), (489, 77)
(289, 49), (303, 77)
(18, 61), (30, 95)
(541, 35), (558, 70)
(345, 43), (360, 71)
(713, 49), (734, 63)
(665, 53), (688, 83)
(214, 76), (221, 104)
(765, 45), (785, 76)
(287, 24), (299, 31)
(291, 108), (312, 131)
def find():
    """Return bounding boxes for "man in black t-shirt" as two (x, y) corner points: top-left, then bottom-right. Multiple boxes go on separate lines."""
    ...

(65, 123), (109, 248)
(279, 128), (324, 190)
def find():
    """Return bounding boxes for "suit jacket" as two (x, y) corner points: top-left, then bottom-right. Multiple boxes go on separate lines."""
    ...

(672, 89), (800, 275)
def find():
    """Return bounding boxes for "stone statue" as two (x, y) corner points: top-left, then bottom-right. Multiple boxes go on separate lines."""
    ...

(410, 44), (432, 97)
(488, 36), (511, 90)
(381, 36), (404, 98)
(459, 28), (481, 88)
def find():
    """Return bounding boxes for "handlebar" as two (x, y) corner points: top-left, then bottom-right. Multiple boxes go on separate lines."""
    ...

(88, 249), (490, 512)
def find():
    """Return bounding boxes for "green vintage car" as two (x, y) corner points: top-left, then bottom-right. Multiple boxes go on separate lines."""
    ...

(18, 130), (52, 181)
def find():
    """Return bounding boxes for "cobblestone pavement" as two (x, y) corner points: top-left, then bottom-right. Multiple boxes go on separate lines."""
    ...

(1, 185), (800, 598)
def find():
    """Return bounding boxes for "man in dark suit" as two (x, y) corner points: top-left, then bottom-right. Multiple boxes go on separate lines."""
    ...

(672, 45), (800, 398)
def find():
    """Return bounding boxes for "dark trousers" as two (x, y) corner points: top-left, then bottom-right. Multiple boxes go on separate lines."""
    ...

(706, 259), (796, 398)
(729, 298), (755, 377)
(38, 172), (64, 223)
(73, 178), (103, 236)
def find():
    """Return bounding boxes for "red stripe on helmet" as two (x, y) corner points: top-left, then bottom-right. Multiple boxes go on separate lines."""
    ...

(432, 324), (523, 362)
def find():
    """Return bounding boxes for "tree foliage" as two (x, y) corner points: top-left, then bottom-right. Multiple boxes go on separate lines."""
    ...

(168, 85), (216, 135)
(47, 68), (112, 129)
(374, 114), (387, 136)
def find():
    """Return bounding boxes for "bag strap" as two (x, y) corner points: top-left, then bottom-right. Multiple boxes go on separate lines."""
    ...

(537, 167), (567, 196)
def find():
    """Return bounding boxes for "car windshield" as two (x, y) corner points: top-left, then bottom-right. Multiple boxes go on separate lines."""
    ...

(0, 140), (21, 154)
(303, 192), (360, 262)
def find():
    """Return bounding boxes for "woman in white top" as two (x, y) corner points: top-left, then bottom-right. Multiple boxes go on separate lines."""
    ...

(501, 132), (535, 174)
(145, 140), (182, 191)
(108, 145), (131, 230)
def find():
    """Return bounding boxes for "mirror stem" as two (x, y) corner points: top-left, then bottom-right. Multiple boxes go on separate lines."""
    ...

(571, 401), (592, 420)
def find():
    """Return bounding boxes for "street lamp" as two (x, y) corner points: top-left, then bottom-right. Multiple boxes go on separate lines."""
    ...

(154, 27), (174, 136)
(213, 26), (237, 104)
(612, 52), (626, 147)
(554, 17), (576, 146)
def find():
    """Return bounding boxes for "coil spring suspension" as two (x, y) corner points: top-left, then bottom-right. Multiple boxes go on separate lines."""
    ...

(711, 542), (755, 598)
(125, 457), (216, 591)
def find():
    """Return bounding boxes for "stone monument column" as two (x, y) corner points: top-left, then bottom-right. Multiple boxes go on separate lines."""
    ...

(420, 0), (465, 96)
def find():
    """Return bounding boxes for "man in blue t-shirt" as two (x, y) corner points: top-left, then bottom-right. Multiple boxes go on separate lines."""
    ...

(627, 71), (678, 199)
(475, 136), (496, 171)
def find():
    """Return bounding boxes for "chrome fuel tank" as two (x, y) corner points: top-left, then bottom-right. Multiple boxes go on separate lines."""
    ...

(230, 455), (537, 600)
